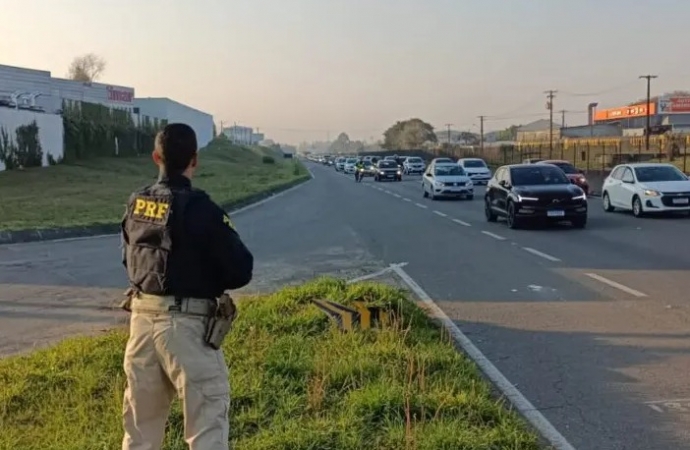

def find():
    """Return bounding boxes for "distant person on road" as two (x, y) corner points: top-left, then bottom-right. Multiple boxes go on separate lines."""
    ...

(355, 159), (364, 181)
(119, 123), (254, 450)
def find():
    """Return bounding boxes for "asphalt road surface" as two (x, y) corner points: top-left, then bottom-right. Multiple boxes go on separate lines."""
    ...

(2, 162), (690, 449)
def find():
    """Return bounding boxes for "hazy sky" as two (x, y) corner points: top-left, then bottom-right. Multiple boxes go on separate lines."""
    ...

(3, 0), (690, 144)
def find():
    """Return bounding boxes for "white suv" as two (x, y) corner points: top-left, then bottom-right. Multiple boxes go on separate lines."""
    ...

(403, 157), (426, 174)
(457, 158), (492, 185)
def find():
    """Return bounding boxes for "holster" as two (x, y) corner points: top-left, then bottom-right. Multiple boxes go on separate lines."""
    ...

(119, 287), (136, 312)
(204, 293), (237, 350)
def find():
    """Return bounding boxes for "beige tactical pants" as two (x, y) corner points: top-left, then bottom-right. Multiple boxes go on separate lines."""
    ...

(122, 310), (230, 450)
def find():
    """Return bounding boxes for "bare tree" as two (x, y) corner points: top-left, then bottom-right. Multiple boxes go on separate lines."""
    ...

(67, 53), (106, 82)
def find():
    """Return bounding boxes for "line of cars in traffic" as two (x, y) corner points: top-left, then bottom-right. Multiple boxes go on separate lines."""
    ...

(310, 153), (690, 229)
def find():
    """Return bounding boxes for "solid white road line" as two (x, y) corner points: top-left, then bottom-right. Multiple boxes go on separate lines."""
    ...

(433, 210), (447, 217)
(481, 231), (507, 241)
(4, 170), (315, 246)
(584, 273), (647, 297)
(522, 247), (562, 262)
(415, 203), (428, 209)
(390, 265), (577, 450)
(452, 218), (472, 227)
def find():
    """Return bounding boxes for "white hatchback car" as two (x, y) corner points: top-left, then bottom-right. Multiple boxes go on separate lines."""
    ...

(602, 163), (690, 217)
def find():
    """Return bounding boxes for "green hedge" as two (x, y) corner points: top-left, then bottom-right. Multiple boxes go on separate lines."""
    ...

(62, 100), (167, 161)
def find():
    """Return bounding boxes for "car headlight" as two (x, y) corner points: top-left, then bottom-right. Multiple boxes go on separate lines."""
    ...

(572, 193), (587, 201)
(397, 170), (401, 175)
(644, 189), (660, 197)
(517, 195), (539, 202)
(467, 180), (473, 186)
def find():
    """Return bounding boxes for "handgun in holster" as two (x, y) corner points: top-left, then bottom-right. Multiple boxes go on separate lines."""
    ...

(119, 287), (136, 312)
(204, 293), (237, 350)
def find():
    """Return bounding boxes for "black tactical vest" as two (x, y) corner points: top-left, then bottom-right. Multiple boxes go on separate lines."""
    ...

(123, 183), (192, 295)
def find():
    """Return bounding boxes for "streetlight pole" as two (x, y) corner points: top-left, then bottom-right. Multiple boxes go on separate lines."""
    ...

(639, 75), (658, 152)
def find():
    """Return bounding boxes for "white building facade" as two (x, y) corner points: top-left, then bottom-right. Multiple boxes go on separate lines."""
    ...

(0, 63), (135, 113)
(1, 63), (216, 149)
(222, 125), (253, 145)
(134, 97), (215, 148)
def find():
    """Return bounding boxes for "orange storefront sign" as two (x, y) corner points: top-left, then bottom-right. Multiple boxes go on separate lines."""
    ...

(594, 103), (656, 121)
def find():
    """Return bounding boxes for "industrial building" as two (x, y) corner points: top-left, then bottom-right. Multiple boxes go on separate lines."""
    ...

(0, 63), (216, 148)
(222, 125), (264, 145)
(134, 97), (215, 148)
(593, 95), (690, 134)
(0, 63), (135, 113)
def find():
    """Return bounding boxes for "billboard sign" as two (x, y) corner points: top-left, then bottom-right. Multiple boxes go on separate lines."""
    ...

(594, 103), (656, 121)
(658, 96), (690, 114)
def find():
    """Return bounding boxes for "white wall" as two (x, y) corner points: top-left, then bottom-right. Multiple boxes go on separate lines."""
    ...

(0, 108), (64, 172)
(135, 97), (214, 148)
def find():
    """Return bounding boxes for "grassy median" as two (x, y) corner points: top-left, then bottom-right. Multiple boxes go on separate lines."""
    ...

(0, 139), (309, 231)
(0, 278), (539, 450)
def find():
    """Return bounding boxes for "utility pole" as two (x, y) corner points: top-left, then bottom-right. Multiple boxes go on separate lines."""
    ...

(545, 90), (557, 158)
(478, 116), (485, 152)
(639, 75), (658, 152)
(445, 123), (453, 144)
(559, 110), (567, 128)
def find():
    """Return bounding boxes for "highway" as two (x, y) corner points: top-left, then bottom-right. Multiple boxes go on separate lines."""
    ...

(1, 161), (690, 449)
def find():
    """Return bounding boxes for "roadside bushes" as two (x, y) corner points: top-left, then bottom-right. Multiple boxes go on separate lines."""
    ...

(61, 100), (166, 161)
(0, 121), (44, 170)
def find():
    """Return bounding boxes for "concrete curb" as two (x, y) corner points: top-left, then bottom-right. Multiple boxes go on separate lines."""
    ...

(0, 175), (311, 246)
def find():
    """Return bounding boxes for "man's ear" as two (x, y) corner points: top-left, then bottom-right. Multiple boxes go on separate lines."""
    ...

(190, 153), (198, 168)
(152, 150), (163, 165)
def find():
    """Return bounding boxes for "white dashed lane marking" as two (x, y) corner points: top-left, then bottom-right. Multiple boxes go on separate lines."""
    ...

(452, 219), (472, 227)
(393, 194), (401, 198)
(415, 203), (428, 209)
(522, 247), (561, 262)
(481, 231), (507, 241)
(433, 210), (447, 217)
(403, 198), (412, 202)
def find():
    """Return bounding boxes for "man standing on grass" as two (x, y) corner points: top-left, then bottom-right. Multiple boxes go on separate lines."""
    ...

(120, 123), (253, 450)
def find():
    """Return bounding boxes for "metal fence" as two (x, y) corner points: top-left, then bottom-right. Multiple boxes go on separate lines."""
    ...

(422, 135), (690, 173)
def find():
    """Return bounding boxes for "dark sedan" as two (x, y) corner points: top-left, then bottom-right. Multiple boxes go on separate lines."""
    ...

(484, 164), (588, 229)
(375, 160), (402, 181)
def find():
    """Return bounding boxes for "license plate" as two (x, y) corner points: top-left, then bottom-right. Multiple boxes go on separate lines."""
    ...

(547, 210), (565, 217)
(672, 198), (689, 205)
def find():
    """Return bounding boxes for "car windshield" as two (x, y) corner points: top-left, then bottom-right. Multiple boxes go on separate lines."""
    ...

(407, 158), (422, 163)
(634, 166), (688, 182)
(378, 161), (398, 168)
(346, 159), (357, 164)
(463, 160), (486, 168)
(435, 158), (453, 164)
(511, 166), (569, 185)
(549, 162), (579, 174)
(434, 165), (465, 176)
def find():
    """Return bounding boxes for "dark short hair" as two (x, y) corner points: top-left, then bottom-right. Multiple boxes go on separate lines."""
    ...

(154, 123), (198, 174)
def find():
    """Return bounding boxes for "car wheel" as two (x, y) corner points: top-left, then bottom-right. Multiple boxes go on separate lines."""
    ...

(485, 197), (497, 222)
(572, 217), (587, 229)
(632, 196), (644, 218)
(506, 201), (521, 229)
(602, 192), (614, 212)
(422, 185), (428, 198)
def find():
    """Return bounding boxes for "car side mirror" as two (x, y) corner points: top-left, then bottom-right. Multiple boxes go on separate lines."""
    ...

(427, 173), (433, 177)
(498, 179), (507, 188)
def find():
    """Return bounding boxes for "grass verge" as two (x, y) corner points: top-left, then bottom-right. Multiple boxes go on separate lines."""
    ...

(0, 139), (309, 231)
(0, 278), (540, 450)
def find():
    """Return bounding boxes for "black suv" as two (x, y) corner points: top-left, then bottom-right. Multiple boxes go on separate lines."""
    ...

(484, 164), (588, 229)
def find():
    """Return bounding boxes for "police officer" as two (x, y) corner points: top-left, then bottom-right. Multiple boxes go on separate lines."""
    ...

(355, 159), (364, 181)
(120, 123), (253, 450)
